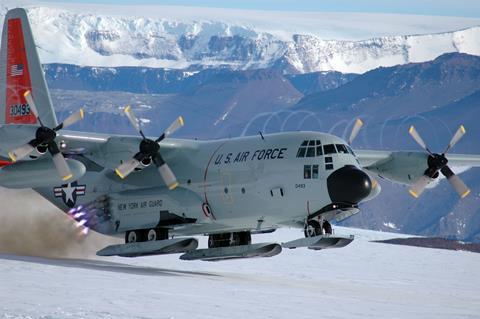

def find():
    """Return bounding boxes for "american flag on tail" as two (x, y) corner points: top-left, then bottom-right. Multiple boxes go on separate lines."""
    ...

(10, 64), (24, 76)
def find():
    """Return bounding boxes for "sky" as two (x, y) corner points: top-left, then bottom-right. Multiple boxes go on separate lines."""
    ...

(41, 0), (480, 18)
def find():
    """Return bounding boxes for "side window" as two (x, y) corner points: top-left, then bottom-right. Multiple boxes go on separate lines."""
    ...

(304, 165), (311, 179)
(304, 165), (319, 179)
(312, 165), (319, 178)
(323, 144), (336, 154)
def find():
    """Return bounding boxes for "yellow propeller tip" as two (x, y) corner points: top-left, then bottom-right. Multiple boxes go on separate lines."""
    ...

(168, 182), (179, 190)
(408, 126), (415, 134)
(179, 116), (185, 126)
(124, 105), (131, 114)
(356, 118), (363, 126)
(80, 108), (85, 119)
(62, 174), (73, 181)
(115, 169), (125, 179)
(408, 189), (419, 198)
(23, 90), (31, 97)
(461, 189), (471, 199)
(460, 125), (466, 134)
(8, 152), (17, 162)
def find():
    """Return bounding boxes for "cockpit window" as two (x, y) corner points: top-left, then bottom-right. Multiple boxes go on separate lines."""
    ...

(323, 144), (336, 154)
(346, 145), (355, 156)
(336, 144), (349, 154)
(297, 140), (323, 158)
(296, 147), (306, 157)
(306, 147), (316, 157)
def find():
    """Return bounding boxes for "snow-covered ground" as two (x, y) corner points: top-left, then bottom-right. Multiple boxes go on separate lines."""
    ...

(1, 227), (479, 319)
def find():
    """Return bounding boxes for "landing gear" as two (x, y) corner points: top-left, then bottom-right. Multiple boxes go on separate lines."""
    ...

(304, 220), (333, 238)
(304, 220), (321, 238)
(125, 228), (168, 243)
(322, 220), (333, 235)
(126, 230), (144, 243)
(208, 231), (252, 248)
(146, 228), (169, 241)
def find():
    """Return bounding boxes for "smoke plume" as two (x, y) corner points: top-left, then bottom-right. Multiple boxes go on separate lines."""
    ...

(0, 187), (120, 259)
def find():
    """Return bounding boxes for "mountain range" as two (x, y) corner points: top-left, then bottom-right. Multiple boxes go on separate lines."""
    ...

(1, 4), (479, 73)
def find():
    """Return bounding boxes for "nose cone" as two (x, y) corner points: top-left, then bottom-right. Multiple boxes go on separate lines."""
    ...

(327, 166), (372, 204)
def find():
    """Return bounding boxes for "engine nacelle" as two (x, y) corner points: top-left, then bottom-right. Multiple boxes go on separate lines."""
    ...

(365, 151), (429, 185)
(0, 158), (86, 188)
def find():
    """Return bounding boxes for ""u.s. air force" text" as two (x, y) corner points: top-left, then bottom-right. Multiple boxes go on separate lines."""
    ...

(214, 148), (287, 165)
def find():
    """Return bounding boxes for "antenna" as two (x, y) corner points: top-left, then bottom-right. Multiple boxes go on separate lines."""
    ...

(259, 131), (265, 140)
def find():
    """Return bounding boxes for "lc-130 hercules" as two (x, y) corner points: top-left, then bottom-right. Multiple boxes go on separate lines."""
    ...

(1, 8), (479, 261)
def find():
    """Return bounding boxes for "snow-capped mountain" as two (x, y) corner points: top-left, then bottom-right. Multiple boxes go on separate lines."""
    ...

(1, 3), (480, 73)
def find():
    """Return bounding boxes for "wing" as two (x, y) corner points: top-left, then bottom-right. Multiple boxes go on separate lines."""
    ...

(355, 149), (480, 186)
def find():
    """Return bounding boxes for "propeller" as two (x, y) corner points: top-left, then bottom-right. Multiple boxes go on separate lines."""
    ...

(408, 125), (470, 198)
(115, 105), (184, 190)
(347, 118), (379, 190)
(7, 90), (84, 181)
(348, 118), (364, 145)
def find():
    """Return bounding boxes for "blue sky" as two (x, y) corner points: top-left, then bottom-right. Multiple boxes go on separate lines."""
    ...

(42, 0), (480, 18)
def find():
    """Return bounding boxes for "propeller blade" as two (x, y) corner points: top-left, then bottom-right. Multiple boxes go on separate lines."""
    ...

(440, 166), (471, 198)
(348, 118), (363, 145)
(164, 116), (184, 138)
(8, 142), (36, 162)
(51, 152), (73, 181)
(23, 90), (39, 119)
(408, 126), (430, 154)
(408, 175), (431, 198)
(57, 108), (84, 130)
(158, 163), (178, 190)
(443, 125), (466, 154)
(153, 153), (178, 190)
(115, 158), (141, 179)
(124, 105), (141, 133)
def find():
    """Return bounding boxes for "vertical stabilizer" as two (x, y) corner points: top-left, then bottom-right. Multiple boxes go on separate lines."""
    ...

(0, 8), (57, 126)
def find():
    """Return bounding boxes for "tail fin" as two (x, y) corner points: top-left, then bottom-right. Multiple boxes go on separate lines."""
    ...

(0, 8), (57, 126)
